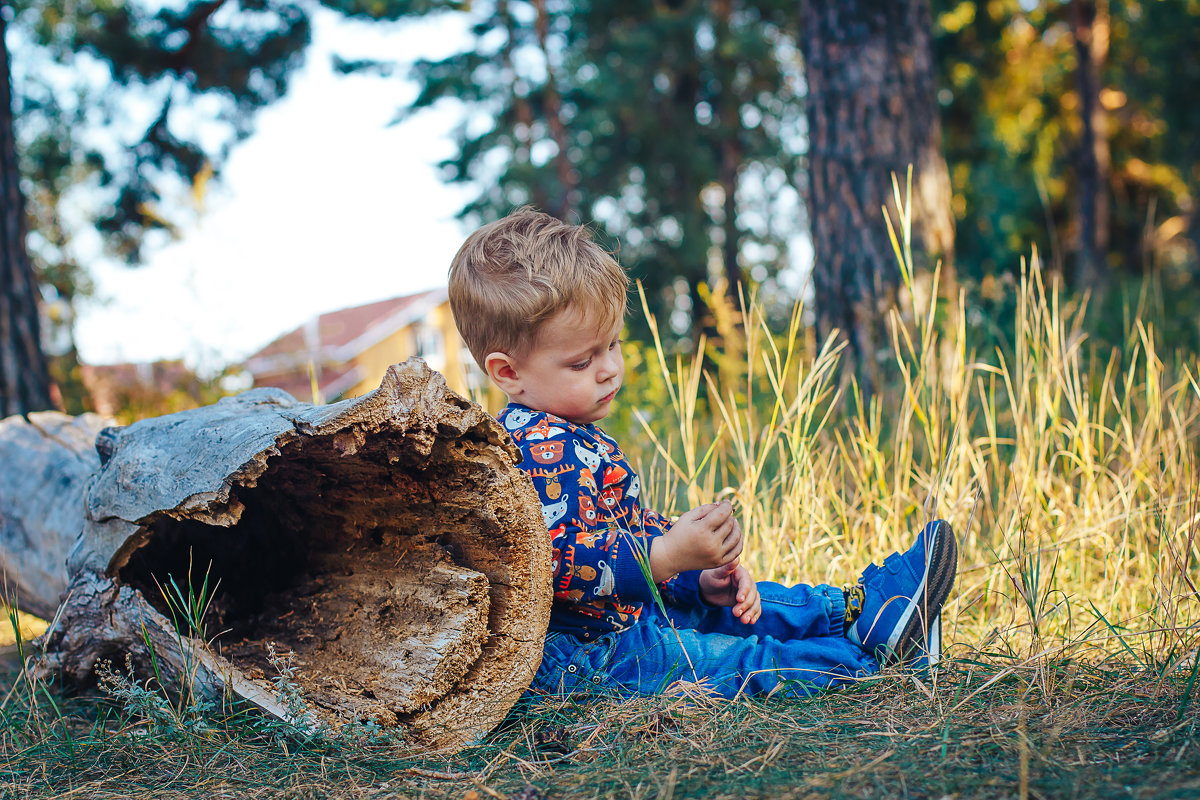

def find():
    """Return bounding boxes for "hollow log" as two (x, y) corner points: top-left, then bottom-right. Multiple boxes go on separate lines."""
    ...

(0, 359), (551, 751)
(0, 411), (110, 620)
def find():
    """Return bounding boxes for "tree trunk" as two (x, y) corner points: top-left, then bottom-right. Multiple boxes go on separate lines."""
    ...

(531, 0), (576, 219)
(1, 359), (551, 752)
(799, 0), (956, 393)
(714, 0), (744, 301)
(0, 9), (53, 417)
(1070, 0), (1111, 298)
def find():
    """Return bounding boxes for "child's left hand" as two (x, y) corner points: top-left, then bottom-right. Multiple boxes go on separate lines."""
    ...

(698, 562), (762, 624)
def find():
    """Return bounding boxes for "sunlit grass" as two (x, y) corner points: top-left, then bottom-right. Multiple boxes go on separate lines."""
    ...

(0, 605), (47, 648)
(623, 183), (1200, 681)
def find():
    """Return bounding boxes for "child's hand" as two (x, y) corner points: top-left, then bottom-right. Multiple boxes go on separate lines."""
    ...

(649, 501), (743, 581)
(699, 562), (762, 624)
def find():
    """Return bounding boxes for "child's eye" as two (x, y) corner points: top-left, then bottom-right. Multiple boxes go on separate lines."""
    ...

(609, 338), (621, 350)
(569, 358), (591, 371)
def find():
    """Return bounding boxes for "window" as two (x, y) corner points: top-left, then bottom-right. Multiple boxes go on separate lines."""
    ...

(414, 323), (445, 370)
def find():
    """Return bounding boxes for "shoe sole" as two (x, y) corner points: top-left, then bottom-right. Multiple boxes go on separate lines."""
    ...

(886, 520), (958, 664)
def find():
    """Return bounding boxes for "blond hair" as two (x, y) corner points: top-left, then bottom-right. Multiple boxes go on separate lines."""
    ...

(448, 207), (629, 367)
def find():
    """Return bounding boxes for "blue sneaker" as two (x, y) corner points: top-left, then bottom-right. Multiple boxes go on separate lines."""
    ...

(847, 520), (957, 665)
(904, 612), (942, 673)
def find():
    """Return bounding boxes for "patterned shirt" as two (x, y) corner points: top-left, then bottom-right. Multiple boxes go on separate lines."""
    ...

(499, 403), (705, 640)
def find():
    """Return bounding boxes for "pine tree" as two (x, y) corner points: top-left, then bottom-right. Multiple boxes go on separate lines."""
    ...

(1, 0), (312, 414)
(400, 0), (805, 343)
(1, 6), (49, 415)
(799, 0), (956, 391)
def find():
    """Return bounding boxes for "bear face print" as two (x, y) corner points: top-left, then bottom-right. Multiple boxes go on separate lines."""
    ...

(599, 485), (624, 511)
(573, 440), (602, 472)
(529, 440), (566, 464)
(577, 494), (598, 523)
(504, 408), (535, 430)
(541, 496), (569, 527)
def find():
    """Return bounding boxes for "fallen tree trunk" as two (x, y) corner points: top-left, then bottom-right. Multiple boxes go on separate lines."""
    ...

(0, 359), (551, 751)
(0, 411), (110, 620)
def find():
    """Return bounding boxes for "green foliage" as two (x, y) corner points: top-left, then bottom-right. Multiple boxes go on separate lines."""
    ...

(96, 656), (218, 739)
(367, 0), (1200, 354)
(934, 0), (1200, 295)
(373, 0), (806, 343)
(10, 0), (312, 265)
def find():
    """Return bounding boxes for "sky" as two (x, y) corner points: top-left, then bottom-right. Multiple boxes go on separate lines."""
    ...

(72, 10), (474, 373)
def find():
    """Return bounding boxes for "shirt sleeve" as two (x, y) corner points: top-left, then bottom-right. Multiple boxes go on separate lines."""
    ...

(640, 507), (709, 609)
(659, 568), (709, 609)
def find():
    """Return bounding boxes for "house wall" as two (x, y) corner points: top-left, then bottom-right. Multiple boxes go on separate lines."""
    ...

(341, 301), (479, 399)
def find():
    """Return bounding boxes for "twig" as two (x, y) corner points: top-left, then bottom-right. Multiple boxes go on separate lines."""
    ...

(404, 766), (474, 780)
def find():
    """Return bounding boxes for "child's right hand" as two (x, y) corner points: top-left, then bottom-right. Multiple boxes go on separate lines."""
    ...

(649, 500), (743, 581)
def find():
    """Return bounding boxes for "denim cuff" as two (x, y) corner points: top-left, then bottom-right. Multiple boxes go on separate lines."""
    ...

(825, 584), (847, 636)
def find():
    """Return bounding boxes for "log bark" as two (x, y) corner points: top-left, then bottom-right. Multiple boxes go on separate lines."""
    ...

(0, 359), (551, 751)
(0, 411), (109, 619)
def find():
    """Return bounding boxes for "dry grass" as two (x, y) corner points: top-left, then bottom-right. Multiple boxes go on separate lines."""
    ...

(4, 188), (1199, 796)
(628, 243), (1200, 678)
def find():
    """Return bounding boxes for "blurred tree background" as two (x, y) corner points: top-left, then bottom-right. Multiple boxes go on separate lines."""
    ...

(1, 0), (1197, 415)
(938, 0), (1199, 346)
(1, 0), (314, 415)
(390, 0), (808, 349)
(361, 0), (1200, 361)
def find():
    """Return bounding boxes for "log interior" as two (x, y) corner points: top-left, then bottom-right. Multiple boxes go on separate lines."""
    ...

(116, 427), (496, 723)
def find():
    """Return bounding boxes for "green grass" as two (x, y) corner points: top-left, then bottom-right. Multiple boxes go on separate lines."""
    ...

(4, 651), (1200, 799)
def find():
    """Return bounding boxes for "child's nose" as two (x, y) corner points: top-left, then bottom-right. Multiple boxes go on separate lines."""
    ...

(596, 351), (620, 381)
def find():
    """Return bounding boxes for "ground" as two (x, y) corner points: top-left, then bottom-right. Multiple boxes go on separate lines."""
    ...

(4, 647), (1199, 800)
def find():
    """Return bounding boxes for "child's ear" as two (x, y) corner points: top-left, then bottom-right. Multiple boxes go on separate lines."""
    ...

(485, 352), (522, 394)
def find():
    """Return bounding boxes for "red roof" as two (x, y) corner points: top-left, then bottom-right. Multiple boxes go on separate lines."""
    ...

(243, 288), (446, 399)
(249, 291), (438, 361)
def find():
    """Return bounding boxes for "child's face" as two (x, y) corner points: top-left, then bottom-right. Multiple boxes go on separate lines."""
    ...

(494, 306), (624, 425)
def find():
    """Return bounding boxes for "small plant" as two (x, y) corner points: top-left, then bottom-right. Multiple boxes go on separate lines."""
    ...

(153, 550), (222, 642)
(266, 643), (311, 724)
(1000, 517), (1071, 654)
(96, 654), (216, 737)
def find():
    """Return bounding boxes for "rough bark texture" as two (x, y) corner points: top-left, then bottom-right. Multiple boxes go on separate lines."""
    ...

(1, 359), (551, 751)
(0, 11), (53, 417)
(800, 0), (956, 392)
(0, 411), (110, 619)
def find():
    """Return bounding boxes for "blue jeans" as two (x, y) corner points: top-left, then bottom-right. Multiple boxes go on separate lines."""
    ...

(530, 582), (879, 699)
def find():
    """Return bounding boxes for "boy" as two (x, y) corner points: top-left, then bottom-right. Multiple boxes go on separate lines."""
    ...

(448, 208), (957, 699)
